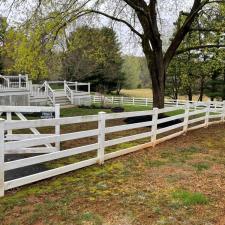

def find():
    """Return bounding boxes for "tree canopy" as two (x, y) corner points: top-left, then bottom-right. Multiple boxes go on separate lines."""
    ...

(1, 0), (225, 106)
(62, 26), (124, 93)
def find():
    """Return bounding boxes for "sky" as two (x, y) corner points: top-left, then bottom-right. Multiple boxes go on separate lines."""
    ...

(0, 0), (194, 56)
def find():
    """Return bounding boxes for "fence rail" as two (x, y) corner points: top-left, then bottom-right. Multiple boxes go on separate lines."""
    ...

(0, 101), (225, 196)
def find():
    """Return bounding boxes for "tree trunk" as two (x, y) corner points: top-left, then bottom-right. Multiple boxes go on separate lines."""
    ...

(141, 37), (165, 109)
(188, 87), (193, 101)
(146, 54), (165, 109)
(199, 78), (204, 101)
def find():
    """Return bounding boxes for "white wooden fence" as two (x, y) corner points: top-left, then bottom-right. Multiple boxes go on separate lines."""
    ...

(91, 95), (224, 109)
(0, 102), (225, 197)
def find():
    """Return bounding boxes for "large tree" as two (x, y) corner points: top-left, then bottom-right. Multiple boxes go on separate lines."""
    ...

(4, 0), (225, 107)
(62, 26), (124, 93)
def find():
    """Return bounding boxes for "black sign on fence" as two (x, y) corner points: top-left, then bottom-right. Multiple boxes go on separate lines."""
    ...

(41, 112), (54, 119)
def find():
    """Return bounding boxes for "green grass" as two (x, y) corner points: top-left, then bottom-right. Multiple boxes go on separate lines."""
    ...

(192, 162), (210, 171)
(145, 159), (167, 168)
(171, 189), (209, 206)
(160, 146), (204, 164)
(60, 104), (152, 117)
(75, 211), (103, 225)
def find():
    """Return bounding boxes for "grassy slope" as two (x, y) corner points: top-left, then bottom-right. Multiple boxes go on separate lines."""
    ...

(0, 117), (225, 224)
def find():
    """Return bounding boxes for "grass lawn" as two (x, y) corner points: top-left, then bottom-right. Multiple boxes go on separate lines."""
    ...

(1, 123), (225, 225)
(60, 104), (152, 117)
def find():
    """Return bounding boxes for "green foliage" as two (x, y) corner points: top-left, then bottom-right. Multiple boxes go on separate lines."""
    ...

(167, 4), (225, 100)
(62, 26), (124, 93)
(2, 15), (63, 80)
(0, 16), (7, 73)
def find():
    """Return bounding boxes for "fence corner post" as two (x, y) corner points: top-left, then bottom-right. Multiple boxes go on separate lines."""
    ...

(55, 104), (60, 151)
(98, 112), (106, 165)
(151, 107), (158, 147)
(0, 119), (5, 197)
(222, 100), (225, 122)
(205, 101), (210, 128)
(183, 101), (190, 134)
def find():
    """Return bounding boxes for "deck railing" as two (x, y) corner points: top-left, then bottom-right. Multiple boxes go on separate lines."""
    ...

(0, 102), (224, 196)
(44, 81), (56, 105)
(0, 75), (29, 90)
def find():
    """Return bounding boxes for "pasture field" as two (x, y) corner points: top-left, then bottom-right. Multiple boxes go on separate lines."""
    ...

(0, 103), (224, 225)
(120, 88), (210, 101)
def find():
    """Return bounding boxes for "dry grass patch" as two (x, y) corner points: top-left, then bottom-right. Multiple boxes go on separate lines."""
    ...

(0, 123), (225, 225)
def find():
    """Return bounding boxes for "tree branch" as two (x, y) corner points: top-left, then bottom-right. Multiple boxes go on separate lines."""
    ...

(176, 44), (225, 55)
(164, 0), (209, 68)
(88, 9), (143, 38)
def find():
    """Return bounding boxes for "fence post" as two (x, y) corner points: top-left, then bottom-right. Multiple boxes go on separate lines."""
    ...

(88, 83), (91, 94)
(55, 104), (60, 151)
(183, 102), (190, 134)
(98, 112), (106, 165)
(151, 108), (158, 147)
(19, 74), (21, 88)
(64, 80), (66, 92)
(6, 112), (12, 135)
(0, 119), (5, 197)
(121, 96), (124, 105)
(25, 74), (29, 89)
(205, 101), (210, 128)
(75, 82), (78, 92)
(145, 98), (148, 106)
(222, 100), (225, 122)
(133, 97), (135, 105)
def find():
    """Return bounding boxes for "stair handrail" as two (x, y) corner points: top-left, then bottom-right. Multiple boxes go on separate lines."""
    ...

(44, 81), (56, 105)
(64, 81), (73, 104)
(0, 75), (10, 88)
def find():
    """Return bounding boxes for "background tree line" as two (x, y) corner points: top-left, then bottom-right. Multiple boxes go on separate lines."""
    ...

(0, 1), (224, 100)
(0, 19), (150, 94)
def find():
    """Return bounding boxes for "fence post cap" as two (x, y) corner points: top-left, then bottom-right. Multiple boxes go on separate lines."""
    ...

(99, 111), (106, 115)
(0, 119), (5, 125)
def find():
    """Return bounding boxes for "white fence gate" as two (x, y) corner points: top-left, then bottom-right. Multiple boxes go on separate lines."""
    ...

(0, 102), (225, 197)
(0, 105), (60, 154)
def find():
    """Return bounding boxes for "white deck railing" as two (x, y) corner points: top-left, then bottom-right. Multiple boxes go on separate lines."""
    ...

(0, 102), (224, 196)
(0, 75), (29, 90)
(44, 81), (56, 105)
